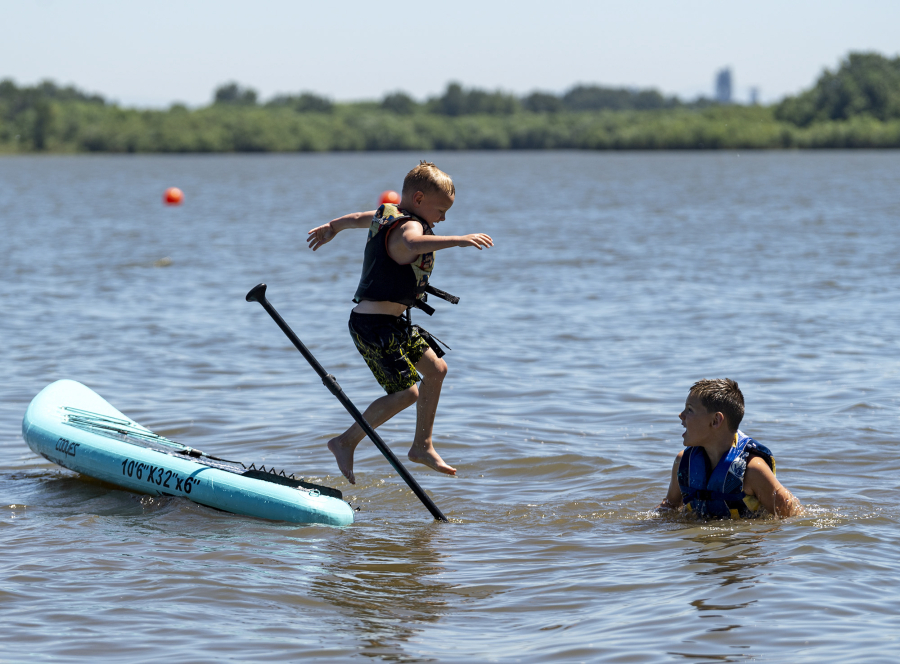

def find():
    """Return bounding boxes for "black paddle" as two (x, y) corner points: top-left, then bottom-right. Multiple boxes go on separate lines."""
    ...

(246, 283), (449, 523)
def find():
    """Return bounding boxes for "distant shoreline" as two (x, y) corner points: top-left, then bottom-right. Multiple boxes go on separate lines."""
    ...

(4, 53), (899, 153)
(2, 106), (899, 154)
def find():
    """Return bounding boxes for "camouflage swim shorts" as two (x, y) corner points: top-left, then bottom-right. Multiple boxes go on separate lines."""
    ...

(348, 312), (430, 394)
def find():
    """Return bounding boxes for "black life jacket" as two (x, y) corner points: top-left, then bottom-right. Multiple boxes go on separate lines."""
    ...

(353, 204), (434, 308)
(678, 432), (776, 519)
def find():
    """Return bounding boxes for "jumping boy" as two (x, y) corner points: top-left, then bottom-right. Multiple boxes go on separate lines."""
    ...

(306, 161), (493, 484)
(659, 378), (800, 518)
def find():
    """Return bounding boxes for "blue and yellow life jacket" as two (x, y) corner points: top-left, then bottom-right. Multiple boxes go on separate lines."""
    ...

(677, 432), (776, 519)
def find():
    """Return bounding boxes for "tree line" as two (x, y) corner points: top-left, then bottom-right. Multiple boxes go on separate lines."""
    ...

(1, 51), (899, 153)
(210, 80), (684, 115)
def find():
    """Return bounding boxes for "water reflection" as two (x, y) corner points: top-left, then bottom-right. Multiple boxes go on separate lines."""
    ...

(309, 522), (453, 659)
(684, 528), (778, 589)
(666, 525), (783, 660)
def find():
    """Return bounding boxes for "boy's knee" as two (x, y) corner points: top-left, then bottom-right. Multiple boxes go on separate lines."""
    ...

(415, 351), (447, 381)
(399, 385), (418, 406)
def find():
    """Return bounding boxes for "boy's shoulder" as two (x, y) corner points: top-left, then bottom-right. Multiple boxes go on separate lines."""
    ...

(376, 203), (410, 222)
(368, 204), (420, 240)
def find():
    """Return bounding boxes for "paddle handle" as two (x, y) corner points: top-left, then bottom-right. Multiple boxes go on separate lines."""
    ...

(246, 283), (449, 523)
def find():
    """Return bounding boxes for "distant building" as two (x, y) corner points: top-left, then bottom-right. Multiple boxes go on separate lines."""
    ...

(749, 87), (760, 105)
(715, 68), (732, 104)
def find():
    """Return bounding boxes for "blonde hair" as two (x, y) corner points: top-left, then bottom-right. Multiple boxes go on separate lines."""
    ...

(402, 161), (455, 198)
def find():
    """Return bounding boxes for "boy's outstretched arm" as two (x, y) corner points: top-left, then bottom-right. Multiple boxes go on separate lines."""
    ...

(307, 210), (376, 251)
(399, 222), (492, 254)
(658, 451), (684, 511)
(743, 456), (801, 518)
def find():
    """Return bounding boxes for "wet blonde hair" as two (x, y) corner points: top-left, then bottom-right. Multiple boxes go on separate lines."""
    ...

(402, 161), (455, 198)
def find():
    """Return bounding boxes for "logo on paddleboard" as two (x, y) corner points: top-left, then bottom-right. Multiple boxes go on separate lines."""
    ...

(56, 437), (80, 457)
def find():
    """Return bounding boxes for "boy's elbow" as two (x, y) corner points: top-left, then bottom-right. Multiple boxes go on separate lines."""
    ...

(400, 235), (422, 253)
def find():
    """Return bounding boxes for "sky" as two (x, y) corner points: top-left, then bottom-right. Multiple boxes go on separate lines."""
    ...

(2, 0), (898, 108)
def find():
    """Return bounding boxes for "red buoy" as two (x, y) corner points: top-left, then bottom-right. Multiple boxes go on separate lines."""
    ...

(379, 190), (400, 205)
(164, 187), (184, 205)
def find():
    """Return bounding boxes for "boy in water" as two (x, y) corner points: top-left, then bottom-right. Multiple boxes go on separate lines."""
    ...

(659, 378), (800, 518)
(307, 161), (493, 484)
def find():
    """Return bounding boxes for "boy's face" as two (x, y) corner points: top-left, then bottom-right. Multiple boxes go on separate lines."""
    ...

(410, 190), (454, 227)
(679, 392), (717, 447)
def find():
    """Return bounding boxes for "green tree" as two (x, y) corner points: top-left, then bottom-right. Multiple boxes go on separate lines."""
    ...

(562, 85), (676, 111)
(432, 82), (465, 116)
(522, 91), (563, 113)
(381, 91), (418, 114)
(429, 83), (518, 115)
(267, 92), (333, 113)
(213, 82), (258, 106)
(32, 99), (53, 150)
(776, 52), (900, 126)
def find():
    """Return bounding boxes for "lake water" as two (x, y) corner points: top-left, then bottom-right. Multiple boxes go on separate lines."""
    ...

(2, 151), (899, 662)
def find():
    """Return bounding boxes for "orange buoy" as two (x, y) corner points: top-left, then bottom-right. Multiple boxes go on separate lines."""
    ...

(164, 187), (184, 205)
(379, 190), (400, 205)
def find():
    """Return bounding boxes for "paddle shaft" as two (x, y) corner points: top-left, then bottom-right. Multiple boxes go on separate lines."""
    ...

(246, 283), (448, 522)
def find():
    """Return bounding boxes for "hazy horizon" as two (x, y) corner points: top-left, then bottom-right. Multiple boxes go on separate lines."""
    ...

(2, 0), (898, 109)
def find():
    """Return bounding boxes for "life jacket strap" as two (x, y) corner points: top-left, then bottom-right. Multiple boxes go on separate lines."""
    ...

(425, 285), (460, 304)
(404, 309), (451, 358)
(414, 299), (436, 316)
(413, 285), (459, 316)
(414, 324), (451, 357)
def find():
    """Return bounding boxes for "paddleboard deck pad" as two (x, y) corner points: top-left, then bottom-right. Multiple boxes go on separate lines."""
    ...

(22, 380), (354, 526)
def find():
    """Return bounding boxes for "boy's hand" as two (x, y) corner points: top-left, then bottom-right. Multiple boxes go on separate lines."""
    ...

(307, 222), (336, 251)
(457, 233), (494, 250)
(656, 498), (677, 512)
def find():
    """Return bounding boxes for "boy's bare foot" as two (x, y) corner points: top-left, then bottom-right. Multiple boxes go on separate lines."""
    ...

(327, 437), (357, 484)
(408, 445), (457, 477)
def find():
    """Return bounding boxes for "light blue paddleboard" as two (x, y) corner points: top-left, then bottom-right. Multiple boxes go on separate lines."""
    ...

(22, 380), (354, 526)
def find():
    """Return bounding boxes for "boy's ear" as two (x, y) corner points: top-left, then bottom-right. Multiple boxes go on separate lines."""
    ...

(711, 412), (726, 428)
(413, 190), (425, 205)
